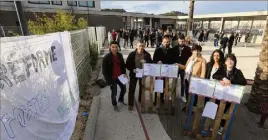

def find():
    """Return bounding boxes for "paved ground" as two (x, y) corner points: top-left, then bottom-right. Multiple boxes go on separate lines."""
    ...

(93, 39), (263, 140)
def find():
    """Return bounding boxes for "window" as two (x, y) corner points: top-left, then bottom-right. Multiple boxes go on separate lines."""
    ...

(51, 1), (62, 5)
(28, 1), (50, 4)
(67, 1), (77, 6)
(78, 1), (95, 8)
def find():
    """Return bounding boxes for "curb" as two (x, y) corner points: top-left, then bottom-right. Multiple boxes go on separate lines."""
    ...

(83, 96), (101, 140)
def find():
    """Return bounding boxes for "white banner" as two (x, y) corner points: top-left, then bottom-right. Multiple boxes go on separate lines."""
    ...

(0, 32), (80, 140)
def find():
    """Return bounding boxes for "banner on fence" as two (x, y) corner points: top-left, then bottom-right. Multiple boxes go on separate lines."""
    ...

(0, 32), (79, 140)
(189, 77), (245, 104)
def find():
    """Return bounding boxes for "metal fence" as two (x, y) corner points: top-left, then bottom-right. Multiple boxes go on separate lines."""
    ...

(0, 26), (22, 37)
(70, 26), (106, 97)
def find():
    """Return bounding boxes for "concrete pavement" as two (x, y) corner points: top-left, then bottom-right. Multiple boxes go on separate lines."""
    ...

(92, 40), (261, 140)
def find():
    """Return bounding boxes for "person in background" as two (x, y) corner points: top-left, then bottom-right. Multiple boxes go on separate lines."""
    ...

(156, 29), (163, 48)
(234, 32), (239, 46)
(111, 29), (117, 41)
(108, 31), (112, 46)
(123, 29), (128, 48)
(206, 30), (210, 42)
(102, 41), (127, 112)
(238, 33), (242, 42)
(149, 30), (156, 48)
(219, 34), (229, 54)
(129, 29), (135, 49)
(198, 30), (204, 42)
(228, 32), (235, 54)
(213, 53), (247, 135)
(220, 31), (225, 40)
(214, 32), (220, 47)
(144, 31), (149, 47)
(185, 35), (192, 47)
(115, 31), (121, 51)
(126, 43), (153, 111)
(167, 35), (192, 103)
(177, 44), (206, 111)
(153, 36), (171, 105)
(203, 30), (207, 42)
(172, 30), (178, 47)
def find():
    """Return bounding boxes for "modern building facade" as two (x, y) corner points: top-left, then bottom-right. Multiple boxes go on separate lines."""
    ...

(0, 1), (267, 43)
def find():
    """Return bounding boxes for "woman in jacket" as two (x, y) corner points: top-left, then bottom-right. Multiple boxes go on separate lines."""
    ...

(213, 53), (247, 135)
(126, 43), (153, 111)
(177, 44), (207, 110)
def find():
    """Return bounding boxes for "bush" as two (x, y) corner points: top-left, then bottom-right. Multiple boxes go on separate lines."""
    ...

(89, 43), (99, 70)
(28, 10), (88, 35)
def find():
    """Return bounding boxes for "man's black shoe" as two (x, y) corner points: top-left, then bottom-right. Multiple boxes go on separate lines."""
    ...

(118, 101), (127, 105)
(114, 106), (120, 112)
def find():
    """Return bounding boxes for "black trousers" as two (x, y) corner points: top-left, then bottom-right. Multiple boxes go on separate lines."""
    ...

(228, 43), (233, 54)
(110, 78), (126, 106)
(128, 77), (142, 106)
(130, 39), (134, 48)
(144, 40), (149, 47)
(219, 46), (226, 54)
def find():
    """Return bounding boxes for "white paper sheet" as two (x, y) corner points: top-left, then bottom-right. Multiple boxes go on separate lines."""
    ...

(150, 64), (161, 77)
(160, 64), (169, 77)
(143, 63), (151, 76)
(167, 65), (178, 78)
(202, 102), (218, 119)
(136, 68), (143, 78)
(154, 79), (164, 93)
(214, 83), (245, 104)
(118, 74), (129, 85)
(189, 77), (215, 98)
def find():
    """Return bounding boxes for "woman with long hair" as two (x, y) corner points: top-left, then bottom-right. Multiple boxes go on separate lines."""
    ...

(205, 49), (225, 80)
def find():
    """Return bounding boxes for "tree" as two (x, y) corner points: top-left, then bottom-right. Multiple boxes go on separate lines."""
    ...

(101, 8), (126, 12)
(160, 11), (187, 16)
(28, 10), (88, 35)
(187, 0), (195, 36)
(247, 17), (268, 114)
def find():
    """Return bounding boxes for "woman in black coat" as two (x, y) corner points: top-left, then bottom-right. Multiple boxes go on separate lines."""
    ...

(212, 53), (247, 135)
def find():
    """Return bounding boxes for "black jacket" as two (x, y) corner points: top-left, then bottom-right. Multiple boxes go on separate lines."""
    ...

(228, 34), (235, 45)
(220, 37), (228, 47)
(205, 62), (223, 79)
(102, 52), (126, 85)
(213, 66), (247, 85)
(167, 45), (192, 66)
(153, 47), (170, 64)
(126, 50), (152, 78)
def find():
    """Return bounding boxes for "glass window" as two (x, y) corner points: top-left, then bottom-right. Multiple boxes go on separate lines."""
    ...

(28, 1), (50, 4)
(67, 1), (77, 6)
(51, 1), (62, 5)
(78, 1), (95, 8)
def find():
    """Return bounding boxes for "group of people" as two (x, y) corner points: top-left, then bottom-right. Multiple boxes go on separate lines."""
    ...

(107, 28), (189, 50)
(103, 30), (247, 135)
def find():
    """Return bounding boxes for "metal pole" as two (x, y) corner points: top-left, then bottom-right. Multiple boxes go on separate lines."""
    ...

(0, 23), (6, 37)
(14, 1), (29, 36)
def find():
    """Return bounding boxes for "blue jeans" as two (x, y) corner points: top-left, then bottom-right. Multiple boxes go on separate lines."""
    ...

(214, 39), (219, 47)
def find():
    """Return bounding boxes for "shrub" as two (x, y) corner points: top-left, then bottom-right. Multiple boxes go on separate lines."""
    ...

(28, 10), (88, 35)
(89, 43), (99, 70)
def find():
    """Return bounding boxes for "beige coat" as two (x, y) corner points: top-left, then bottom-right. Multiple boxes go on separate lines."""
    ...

(185, 55), (207, 78)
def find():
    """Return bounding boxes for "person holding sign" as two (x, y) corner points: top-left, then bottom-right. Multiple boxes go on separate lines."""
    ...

(102, 41), (127, 112)
(152, 35), (171, 105)
(212, 53), (247, 135)
(168, 35), (192, 102)
(177, 44), (207, 111)
(126, 43), (152, 111)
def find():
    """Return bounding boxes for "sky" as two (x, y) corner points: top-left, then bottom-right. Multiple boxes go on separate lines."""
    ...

(101, 1), (268, 15)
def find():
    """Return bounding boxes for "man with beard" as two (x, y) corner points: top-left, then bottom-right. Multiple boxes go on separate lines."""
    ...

(152, 35), (171, 105)
(167, 35), (192, 102)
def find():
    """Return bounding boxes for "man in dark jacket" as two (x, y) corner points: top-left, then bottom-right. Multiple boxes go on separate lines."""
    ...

(102, 41), (127, 112)
(228, 33), (235, 54)
(126, 43), (153, 111)
(152, 36), (171, 105)
(167, 35), (192, 102)
(219, 34), (228, 54)
(129, 29), (135, 48)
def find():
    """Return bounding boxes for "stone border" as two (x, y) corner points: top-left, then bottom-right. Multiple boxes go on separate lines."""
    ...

(83, 96), (101, 140)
